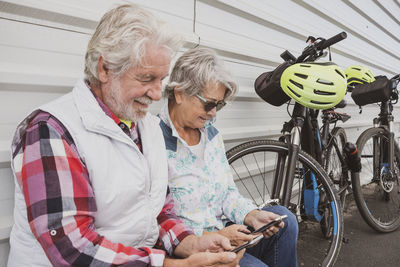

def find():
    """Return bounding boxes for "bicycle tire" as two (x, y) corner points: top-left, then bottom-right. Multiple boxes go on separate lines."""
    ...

(352, 127), (400, 232)
(226, 139), (343, 267)
(324, 127), (349, 207)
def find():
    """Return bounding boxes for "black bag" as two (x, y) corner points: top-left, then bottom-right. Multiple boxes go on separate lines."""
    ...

(351, 75), (393, 106)
(254, 61), (292, 106)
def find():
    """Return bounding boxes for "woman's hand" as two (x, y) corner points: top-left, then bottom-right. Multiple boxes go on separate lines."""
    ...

(217, 224), (253, 246)
(244, 210), (284, 238)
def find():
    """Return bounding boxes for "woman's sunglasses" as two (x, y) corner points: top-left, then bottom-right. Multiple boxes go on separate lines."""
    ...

(195, 94), (226, 112)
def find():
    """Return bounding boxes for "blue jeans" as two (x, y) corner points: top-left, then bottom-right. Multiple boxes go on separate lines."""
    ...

(239, 205), (298, 267)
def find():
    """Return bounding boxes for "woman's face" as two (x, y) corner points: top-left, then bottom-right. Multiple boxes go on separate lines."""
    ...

(179, 83), (227, 129)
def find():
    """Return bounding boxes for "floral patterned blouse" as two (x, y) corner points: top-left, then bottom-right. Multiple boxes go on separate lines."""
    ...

(159, 102), (256, 235)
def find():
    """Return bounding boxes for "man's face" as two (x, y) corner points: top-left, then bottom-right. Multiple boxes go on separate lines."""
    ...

(102, 45), (171, 121)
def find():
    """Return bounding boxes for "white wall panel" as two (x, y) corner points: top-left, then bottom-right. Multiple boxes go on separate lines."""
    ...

(302, 0), (400, 62)
(1, 0), (400, 262)
(377, 0), (400, 22)
(349, 0), (400, 41)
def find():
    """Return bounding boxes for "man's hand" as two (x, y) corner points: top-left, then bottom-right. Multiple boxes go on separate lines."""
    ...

(167, 233), (245, 267)
(217, 224), (253, 246)
(174, 232), (232, 258)
(195, 232), (233, 253)
(244, 209), (284, 238)
(163, 250), (245, 267)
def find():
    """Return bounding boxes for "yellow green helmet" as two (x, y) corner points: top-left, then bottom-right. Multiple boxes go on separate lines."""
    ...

(280, 62), (347, 109)
(345, 65), (375, 86)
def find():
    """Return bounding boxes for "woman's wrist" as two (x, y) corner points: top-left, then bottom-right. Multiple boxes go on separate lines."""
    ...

(244, 209), (259, 228)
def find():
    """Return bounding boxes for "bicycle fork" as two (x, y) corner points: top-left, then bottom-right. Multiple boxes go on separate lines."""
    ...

(373, 111), (396, 192)
(281, 124), (302, 207)
(272, 103), (307, 211)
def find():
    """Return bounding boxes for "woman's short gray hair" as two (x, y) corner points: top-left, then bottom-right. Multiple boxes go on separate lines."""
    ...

(164, 47), (238, 101)
(84, 4), (182, 87)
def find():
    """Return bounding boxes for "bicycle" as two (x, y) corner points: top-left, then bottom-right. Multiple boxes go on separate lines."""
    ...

(350, 74), (400, 232)
(227, 32), (347, 266)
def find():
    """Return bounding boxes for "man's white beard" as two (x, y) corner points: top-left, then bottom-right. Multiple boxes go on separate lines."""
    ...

(103, 77), (153, 121)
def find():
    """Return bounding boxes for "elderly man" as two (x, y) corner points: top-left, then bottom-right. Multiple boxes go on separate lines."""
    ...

(7, 4), (241, 266)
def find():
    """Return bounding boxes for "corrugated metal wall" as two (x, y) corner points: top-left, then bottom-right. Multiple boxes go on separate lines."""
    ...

(1, 0), (400, 263)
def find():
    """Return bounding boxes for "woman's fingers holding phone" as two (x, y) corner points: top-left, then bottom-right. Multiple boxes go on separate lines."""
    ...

(262, 226), (278, 238)
(251, 215), (287, 238)
(218, 224), (253, 246)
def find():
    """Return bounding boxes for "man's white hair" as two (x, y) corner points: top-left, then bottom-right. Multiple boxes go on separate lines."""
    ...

(84, 3), (182, 87)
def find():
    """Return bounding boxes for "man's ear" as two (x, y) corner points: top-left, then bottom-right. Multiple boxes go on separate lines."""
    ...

(98, 57), (109, 83)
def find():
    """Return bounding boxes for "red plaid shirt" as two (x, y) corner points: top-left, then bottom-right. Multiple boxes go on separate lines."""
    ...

(12, 89), (193, 266)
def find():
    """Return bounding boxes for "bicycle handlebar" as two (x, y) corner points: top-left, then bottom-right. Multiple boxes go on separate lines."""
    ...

(318, 32), (347, 51)
(281, 32), (347, 63)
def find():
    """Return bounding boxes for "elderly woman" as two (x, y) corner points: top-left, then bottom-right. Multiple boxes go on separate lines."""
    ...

(159, 47), (298, 267)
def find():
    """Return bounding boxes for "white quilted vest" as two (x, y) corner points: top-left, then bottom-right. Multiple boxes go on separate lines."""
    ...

(8, 79), (168, 266)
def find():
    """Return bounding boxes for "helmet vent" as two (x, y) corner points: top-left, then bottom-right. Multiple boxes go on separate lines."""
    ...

(366, 73), (372, 78)
(352, 67), (361, 71)
(294, 73), (308, 79)
(335, 69), (345, 79)
(289, 79), (304, 89)
(300, 64), (311, 68)
(316, 79), (334, 85)
(314, 89), (335, 96)
(311, 100), (331, 105)
(288, 86), (301, 97)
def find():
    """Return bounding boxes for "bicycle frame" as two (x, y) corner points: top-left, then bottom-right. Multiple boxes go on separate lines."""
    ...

(320, 109), (351, 191)
(271, 101), (350, 217)
(308, 108), (347, 166)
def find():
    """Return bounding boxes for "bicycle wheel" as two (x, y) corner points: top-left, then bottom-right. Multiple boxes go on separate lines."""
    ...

(352, 127), (400, 232)
(324, 127), (349, 207)
(226, 139), (343, 267)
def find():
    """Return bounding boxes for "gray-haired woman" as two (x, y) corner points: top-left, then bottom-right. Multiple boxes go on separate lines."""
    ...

(159, 47), (298, 267)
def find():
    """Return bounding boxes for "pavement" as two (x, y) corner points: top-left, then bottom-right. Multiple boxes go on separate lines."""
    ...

(332, 196), (400, 267)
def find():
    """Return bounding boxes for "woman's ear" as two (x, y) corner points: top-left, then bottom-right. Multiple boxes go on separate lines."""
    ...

(174, 87), (184, 104)
(98, 57), (109, 83)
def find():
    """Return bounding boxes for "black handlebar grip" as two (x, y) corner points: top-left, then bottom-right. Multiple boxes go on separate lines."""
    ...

(280, 50), (297, 62)
(320, 32), (347, 50)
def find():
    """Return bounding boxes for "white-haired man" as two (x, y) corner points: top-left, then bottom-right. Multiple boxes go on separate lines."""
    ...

(8, 4), (242, 266)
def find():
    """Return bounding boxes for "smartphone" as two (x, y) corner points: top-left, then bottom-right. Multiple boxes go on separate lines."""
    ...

(251, 214), (288, 234)
(231, 234), (264, 253)
(231, 215), (288, 253)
